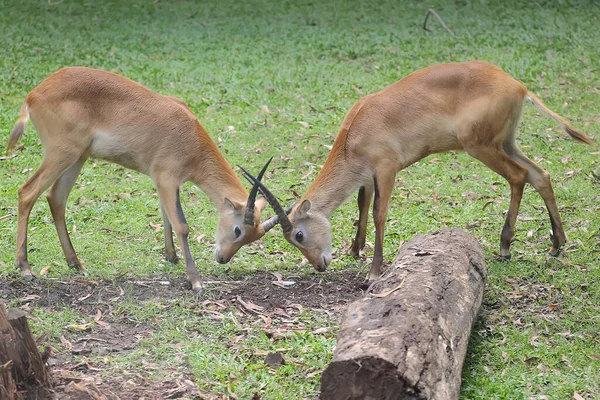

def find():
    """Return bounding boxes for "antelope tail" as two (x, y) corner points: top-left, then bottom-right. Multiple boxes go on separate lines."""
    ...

(6, 102), (30, 155)
(526, 91), (593, 145)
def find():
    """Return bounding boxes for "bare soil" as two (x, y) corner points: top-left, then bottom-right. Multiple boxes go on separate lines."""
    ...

(0, 270), (365, 399)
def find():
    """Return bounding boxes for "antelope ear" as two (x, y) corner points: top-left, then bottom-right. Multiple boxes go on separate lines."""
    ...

(297, 200), (311, 216)
(224, 198), (243, 211)
(256, 196), (268, 212)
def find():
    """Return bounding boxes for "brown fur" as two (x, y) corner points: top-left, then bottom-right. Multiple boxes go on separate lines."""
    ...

(7, 67), (269, 291)
(283, 61), (594, 279)
(6, 103), (29, 155)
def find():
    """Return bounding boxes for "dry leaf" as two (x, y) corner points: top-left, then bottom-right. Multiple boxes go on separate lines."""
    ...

(60, 335), (73, 350)
(39, 266), (51, 276)
(573, 393), (584, 400)
(66, 323), (93, 332)
(95, 320), (110, 328)
(271, 272), (283, 281)
(94, 310), (110, 328)
(20, 294), (41, 303)
(227, 383), (238, 399)
(237, 296), (264, 314)
(203, 310), (225, 320)
(287, 303), (303, 314)
(149, 223), (162, 232)
(77, 293), (91, 301)
(194, 233), (206, 243)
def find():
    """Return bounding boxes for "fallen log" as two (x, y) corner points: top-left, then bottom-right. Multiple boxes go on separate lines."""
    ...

(321, 228), (487, 400)
(0, 302), (50, 399)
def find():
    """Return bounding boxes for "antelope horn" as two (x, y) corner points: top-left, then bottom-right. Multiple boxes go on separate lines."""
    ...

(258, 202), (297, 233)
(239, 166), (293, 234)
(243, 157), (273, 226)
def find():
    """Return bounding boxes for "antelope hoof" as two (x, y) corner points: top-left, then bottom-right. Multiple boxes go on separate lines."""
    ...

(165, 254), (179, 264)
(349, 238), (367, 259)
(191, 282), (203, 293)
(17, 261), (34, 279)
(20, 271), (35, 281)
(358, 276), (379, 291)
(365, 270), (381, 284)
(548, 246), (561, 257)
(499, 247), (511, 261)
(68, 261), (86, 271)
(349, 241), (360, 258)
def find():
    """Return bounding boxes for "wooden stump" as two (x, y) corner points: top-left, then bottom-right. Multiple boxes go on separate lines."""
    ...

(320, 228), (487, 400)
(1, 361), (18, 400)
(0, 302), (50, 399)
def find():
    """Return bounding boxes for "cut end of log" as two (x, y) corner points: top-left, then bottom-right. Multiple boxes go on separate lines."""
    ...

(321, 357), (426, 400)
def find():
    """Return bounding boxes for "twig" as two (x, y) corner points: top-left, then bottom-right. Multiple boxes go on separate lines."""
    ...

(423, 8), (456, 38)
(370, 278), (405, 298)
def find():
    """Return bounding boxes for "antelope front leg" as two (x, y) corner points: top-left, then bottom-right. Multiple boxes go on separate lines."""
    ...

(16, 154), (78, 277)
(350, 183), (374, 258)
(46, 156), (87, 271)
(156, 184), (203, 292)
(160, 200), (178, 263)
(368, 171), (395, 282)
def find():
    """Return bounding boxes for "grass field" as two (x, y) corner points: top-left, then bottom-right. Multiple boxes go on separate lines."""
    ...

(1, 0), (599, 398)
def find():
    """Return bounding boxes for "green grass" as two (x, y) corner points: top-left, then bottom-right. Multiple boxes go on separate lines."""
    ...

(1, 0), (599, 398)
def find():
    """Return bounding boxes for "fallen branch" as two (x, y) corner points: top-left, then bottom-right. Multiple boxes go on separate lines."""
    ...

(423, 8), (456, 38)
(320, 229), (486, 399)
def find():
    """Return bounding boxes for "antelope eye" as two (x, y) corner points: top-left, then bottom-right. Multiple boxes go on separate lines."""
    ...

(234, 226), (242, 238)
(295, 230), (304, 243)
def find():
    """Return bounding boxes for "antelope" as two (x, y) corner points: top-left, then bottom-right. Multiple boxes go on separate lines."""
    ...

(242, 61), (594, 282)
(6, 66), (282, 292)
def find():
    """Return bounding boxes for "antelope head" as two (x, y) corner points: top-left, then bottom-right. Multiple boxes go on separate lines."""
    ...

(215, 158), (280, 264)
(239, 167), (332, 272)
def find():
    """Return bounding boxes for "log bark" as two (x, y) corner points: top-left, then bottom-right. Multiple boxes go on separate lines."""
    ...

(321, 228), (487, 400)
(1, 361), (19, 400)
(0, 302), (50, 399)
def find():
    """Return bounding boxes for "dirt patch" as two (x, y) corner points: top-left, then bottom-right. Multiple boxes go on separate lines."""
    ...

(0, 270), (365, 399)
(50, 373), (201, 400)
(0, 270), (364, 312)
(218, 270), (365, 312)
(483, 276), (567, 329)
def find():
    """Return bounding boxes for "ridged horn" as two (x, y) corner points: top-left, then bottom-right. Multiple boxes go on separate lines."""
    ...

(258, 203), (296, 233)
(239, 166), (293, 234)
(243, 157), (273, 226)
